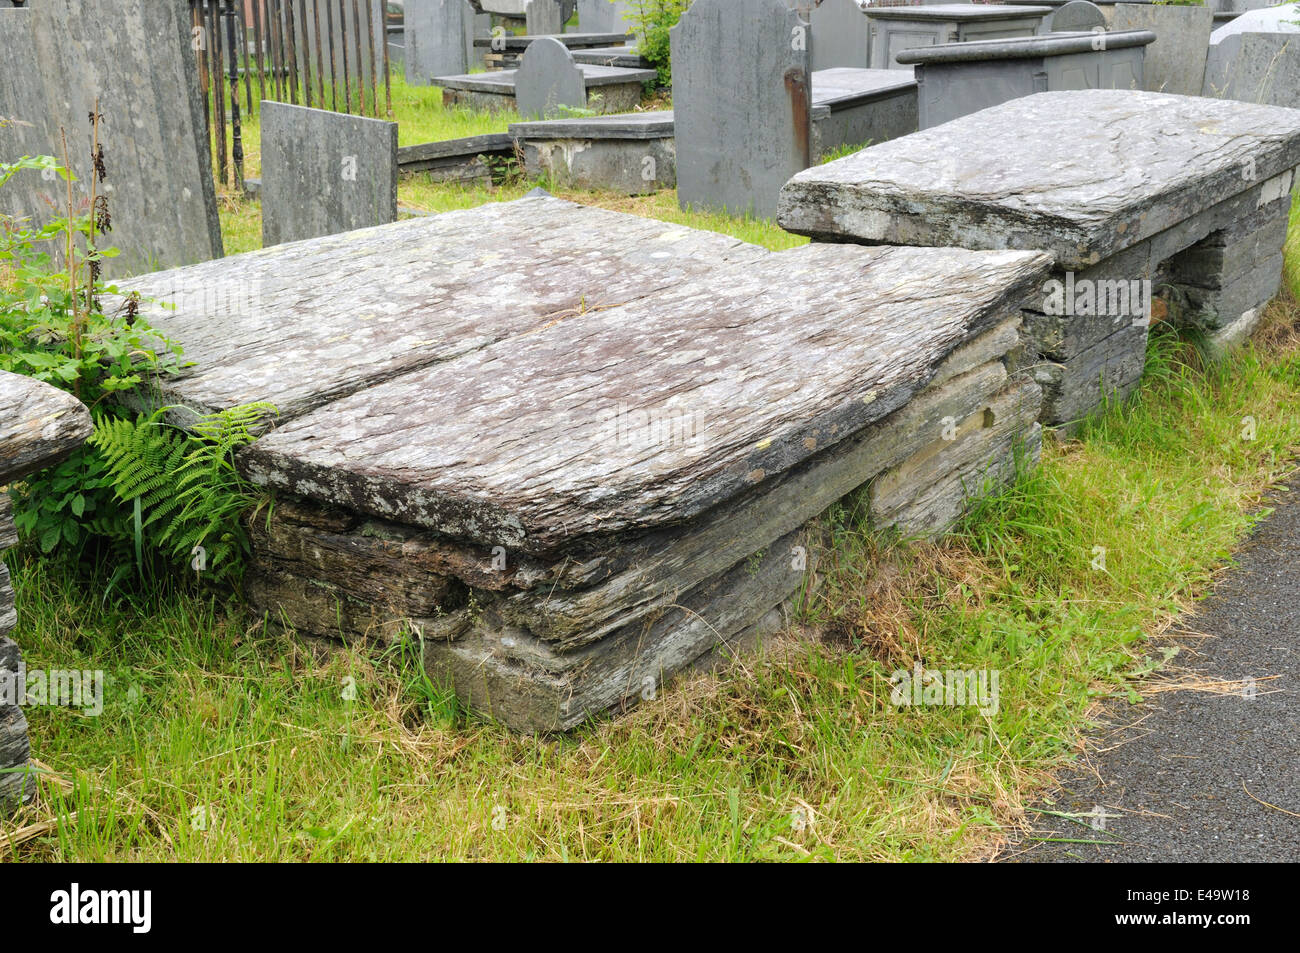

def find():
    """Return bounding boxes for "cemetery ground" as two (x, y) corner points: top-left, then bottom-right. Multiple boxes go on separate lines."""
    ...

(2, 192), (1298, 861)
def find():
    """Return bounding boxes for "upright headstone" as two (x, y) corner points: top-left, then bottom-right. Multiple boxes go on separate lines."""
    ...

(527, 0), (567, 34)
(406, 0), (476, 82)
(672, 0), (812, 218)
(0, 0), (221, 277)
(579, 0), (635, 34)
(515, 37), (588, 117)
(1203, 32), (1300, 108)
(261, 103), (398, 247)
(1051, 0), (1105, 32)
(1109, 2), (1214, 95)
(811, 0), (872, 70)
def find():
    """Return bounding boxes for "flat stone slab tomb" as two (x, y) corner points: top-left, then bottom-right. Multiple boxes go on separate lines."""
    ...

(780, 90), (1300, 430)
(0, 371), (93, 810)
(432, 62), (655, 114)
(120, 196), (1051, 731)
(896, 30), (1154, 129)
(509, 111), (676, 194)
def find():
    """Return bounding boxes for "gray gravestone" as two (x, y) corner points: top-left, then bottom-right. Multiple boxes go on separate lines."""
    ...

(261, 102), (398, 247)
(1051, 0), (1105, 31)
(527, 0), (567, 34)
(515, 37), (588, 117)
(1203, 32), (1300, 108)
(579, 0), (635, 33)
(811, 0), (872, 70)
(1109, 2), (1213, 95)
(406, 0), (476, 82)
(0, 0), (221, 277)
(672, 0), (811, 218)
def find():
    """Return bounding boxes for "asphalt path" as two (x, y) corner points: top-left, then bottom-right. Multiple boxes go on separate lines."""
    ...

(1008, 480), (1300, 862)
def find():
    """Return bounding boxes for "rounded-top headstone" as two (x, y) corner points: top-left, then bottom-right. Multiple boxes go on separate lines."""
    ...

(1052, 0), (1105, 32)
(516, 36), (588, 118)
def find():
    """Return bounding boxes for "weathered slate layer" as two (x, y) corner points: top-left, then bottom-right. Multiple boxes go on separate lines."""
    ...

(240, 242), (1051, 554)
(243, 304), (1043, 730)
(0, 371), (94, 483)
(0, 372), (93, 808)
(778, 90), (1300, 269)
(116, 197), (764, 423)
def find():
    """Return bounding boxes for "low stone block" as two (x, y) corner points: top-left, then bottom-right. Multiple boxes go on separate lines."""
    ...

(512, 112), (677, 194)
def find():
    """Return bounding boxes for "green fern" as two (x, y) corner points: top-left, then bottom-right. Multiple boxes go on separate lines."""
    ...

(91, 402), (277, 583)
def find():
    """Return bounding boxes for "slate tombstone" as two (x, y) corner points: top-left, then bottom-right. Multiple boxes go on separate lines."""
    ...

(1051, 0), (1105, 32)
(811, 0), (872, 69)
(1203, 32), (1300, 108)
(515, 37), (588, 117)
(672, 0), (812, 219)
(0, 0), (221, 277)
(260, 102), (398, 247)
(526, 0), (568, 34)
(578, 0), (635, 34)
(406, 0), (476, 82)
(1108, 2), (1214, 95)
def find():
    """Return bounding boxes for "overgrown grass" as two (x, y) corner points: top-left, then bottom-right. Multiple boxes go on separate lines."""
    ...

(8, 275), (1300, 860)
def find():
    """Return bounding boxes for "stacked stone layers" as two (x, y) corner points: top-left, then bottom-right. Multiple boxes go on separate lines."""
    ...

(779, 90), (1300, 431)
(0, 371), (94, 809)
(245, 314), (1042, 730)
(120, 197), (1051, 731)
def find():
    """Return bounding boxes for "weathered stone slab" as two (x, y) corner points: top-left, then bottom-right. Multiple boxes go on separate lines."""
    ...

(865, 3), (1053, 69)
(472, 31), (633, 50)
(671, 0), (811, 218)
(260, 102), (398, 248)
(812, 0), (873, 70)
(0, 371), (93, 484)
(1203, 32), (1300, 108)
(1109, 2), (1214, 95)
(239, 241), (1051, 554)
(0, 0), (221, 277)
(897, 30), (1151, 129)
(118, 196), (766, 422)
(779, 90), (1300, 269)
(515, 36), (589, 118)
(405, 0), (476, 83)
(570, 45), (650, 68)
